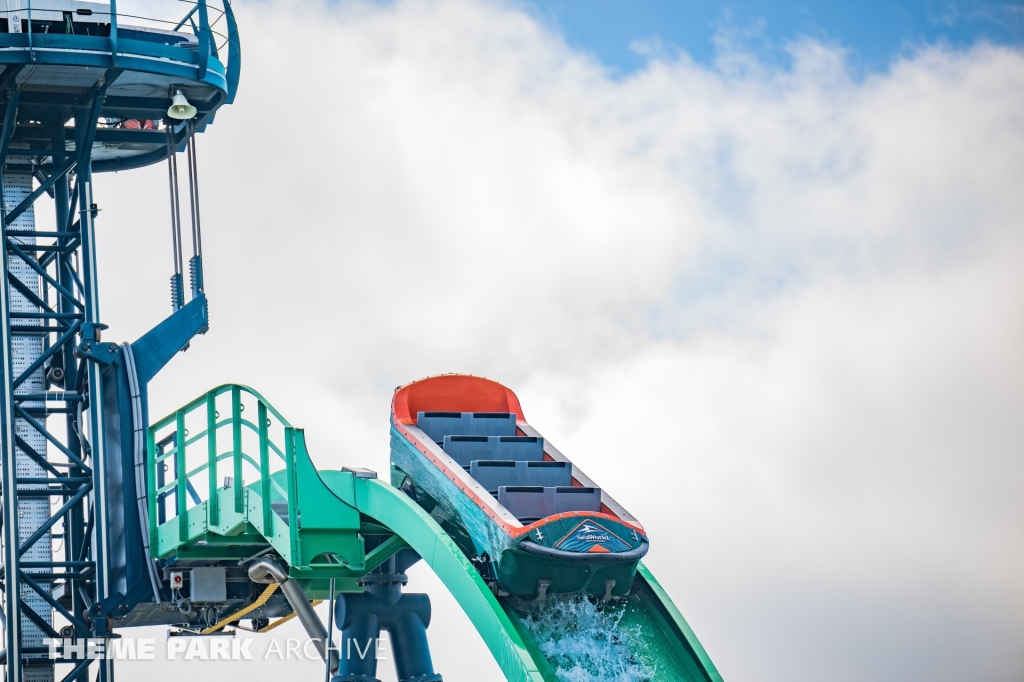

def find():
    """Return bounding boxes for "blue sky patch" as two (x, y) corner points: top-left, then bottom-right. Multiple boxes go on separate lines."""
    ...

(519, 0), (1024, 75)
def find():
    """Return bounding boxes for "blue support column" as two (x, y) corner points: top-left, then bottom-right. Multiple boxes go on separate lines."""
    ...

(337, 612), (383, 680)
(75, 102), (116, 680)
(0, 84), (25, 682)
(333, 549), (442, 682)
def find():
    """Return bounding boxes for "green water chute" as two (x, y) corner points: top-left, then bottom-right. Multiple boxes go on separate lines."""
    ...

(147, 384), (723, 681)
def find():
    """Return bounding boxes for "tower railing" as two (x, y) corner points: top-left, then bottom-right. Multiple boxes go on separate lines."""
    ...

(0, 0), (231, 50)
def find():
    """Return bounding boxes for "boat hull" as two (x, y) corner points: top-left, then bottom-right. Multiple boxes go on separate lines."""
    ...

(391, 426), (644, 598)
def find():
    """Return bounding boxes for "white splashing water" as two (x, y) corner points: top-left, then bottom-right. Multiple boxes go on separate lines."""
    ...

(511, 595), (656, 682)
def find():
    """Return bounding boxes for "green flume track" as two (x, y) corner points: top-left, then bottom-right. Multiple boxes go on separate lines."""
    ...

(149, 385), (722, 681)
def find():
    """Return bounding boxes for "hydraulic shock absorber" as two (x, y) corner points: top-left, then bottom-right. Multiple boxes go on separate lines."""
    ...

(166, 119), (206, 315)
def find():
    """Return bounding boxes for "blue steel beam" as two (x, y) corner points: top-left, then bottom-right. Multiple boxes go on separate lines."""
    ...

(0, 85), (26, 682)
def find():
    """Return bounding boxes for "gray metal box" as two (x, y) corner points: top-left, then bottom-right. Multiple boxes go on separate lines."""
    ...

(190, 567), (227, 602)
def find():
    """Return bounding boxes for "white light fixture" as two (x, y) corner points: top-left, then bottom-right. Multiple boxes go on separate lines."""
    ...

(167, 89), (197, 120)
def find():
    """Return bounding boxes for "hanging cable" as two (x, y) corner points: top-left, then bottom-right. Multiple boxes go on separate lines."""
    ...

(185, 119), (204, 299)
(166, 126), (184, 312)
(187, 119), (202, 259)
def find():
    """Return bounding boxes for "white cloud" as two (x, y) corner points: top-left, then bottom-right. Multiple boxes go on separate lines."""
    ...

(89, 1), (1024, 680)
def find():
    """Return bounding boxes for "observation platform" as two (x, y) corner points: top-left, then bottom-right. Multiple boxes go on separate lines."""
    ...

(0, 0), (239, 172)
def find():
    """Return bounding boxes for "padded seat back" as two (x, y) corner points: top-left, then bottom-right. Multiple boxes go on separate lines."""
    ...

(497, 486), (603, 522)
(470, 460), (571, 493)
(442, 435), (544, 467)
(416, 411), (517, 443)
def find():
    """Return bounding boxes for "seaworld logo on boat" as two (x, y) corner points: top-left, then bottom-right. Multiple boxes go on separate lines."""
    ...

(555, 521), (632, 553)
(574, 524), (611, 542)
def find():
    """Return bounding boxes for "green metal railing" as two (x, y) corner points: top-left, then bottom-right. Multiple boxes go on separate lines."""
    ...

(147, 384), (368, 574)
(148, 384), (319, 566)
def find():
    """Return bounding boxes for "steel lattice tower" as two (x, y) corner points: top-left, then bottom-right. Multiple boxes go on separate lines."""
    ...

(0, 2), (239, 680)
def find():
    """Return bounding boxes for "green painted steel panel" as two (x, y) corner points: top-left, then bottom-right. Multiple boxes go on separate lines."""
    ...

(347, 476), (547, 682)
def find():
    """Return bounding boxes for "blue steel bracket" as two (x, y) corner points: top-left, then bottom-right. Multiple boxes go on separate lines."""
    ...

(130, 293), (209, 386)
(88, 594), (130, 636)
(103, 294), (209, 613)
(75, 342), (120, 366)
(75, 323), (119, 365)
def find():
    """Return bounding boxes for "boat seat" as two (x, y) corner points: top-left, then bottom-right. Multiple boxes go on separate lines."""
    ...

(442, 435), (544, 467)
(497, 486), (603, 523)
(470, 460), (571, 493)
(416, 411), (517, 443)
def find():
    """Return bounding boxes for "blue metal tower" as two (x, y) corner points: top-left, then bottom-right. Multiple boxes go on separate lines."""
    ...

(0, 3), (240, 680)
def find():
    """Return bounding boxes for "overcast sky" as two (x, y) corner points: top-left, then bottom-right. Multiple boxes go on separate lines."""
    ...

(93, 1), (1024, 680)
